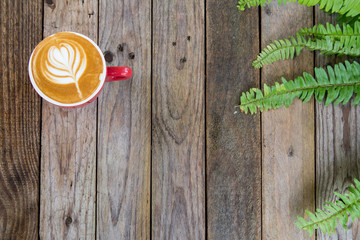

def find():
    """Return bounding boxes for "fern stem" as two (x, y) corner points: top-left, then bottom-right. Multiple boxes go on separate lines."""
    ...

(238, 82), (360, 109)
(254, 40), (360, 68)
(301, 198), (360, 230)
(300, 32), (360, 38)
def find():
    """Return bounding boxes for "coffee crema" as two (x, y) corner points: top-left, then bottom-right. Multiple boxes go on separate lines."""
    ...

(30, 32), (104, 104)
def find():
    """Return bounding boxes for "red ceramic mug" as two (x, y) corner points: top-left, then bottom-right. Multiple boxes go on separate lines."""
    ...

(28, 32), (132, 108)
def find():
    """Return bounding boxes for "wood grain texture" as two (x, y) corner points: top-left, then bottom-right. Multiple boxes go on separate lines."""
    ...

(97, 0), (151, 239)
(40, 0), (98, 239)
(315, 9), (360, 240)
(0, 0), (42, 239)
(152, 0), (205, 239)
(261, 2), (315, 240)
(206, 1), (261, 239)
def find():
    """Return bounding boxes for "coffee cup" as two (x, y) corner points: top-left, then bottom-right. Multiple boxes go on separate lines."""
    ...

(28, 32), (132, 108)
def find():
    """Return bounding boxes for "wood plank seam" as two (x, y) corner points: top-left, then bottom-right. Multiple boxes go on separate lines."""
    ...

(259, 6), (263, 240)
(204, 0), (208, 239)
(150, 0), (154, 238)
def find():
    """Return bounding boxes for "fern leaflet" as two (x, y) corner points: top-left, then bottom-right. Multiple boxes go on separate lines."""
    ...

(295, 179), (360, 236)
(254, 23), (360, 68)
(238, 0), (360, 18)
(336, 13), (360, 27)
(238, 61), (360, 114)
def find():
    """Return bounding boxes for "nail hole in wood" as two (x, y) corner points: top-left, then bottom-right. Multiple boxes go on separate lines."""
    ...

(172, 42), (176, 46)
(88, 11), (94, 18)
(128, 52), (135, 60)
(104, 51), (113, 63)
(180, 57), (187, 63)
(187, 36), (191, 41)
(264, 6), (271, 15)
(287, 146), (294, 157)
(118, 44), (124, 52)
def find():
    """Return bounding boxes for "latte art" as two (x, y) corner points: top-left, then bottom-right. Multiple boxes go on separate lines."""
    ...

(30, 32), (105, 104)
(44, 42), (87, 98)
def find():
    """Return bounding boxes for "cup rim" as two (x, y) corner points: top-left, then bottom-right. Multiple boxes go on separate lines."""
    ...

(28, 31), (107, 107)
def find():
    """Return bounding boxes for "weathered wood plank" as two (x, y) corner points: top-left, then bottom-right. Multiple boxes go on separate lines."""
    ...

(152, 0), (205, 238)
(315, 8), (360, 240)
(261, 2), (315, 240)
(0, 1), (42, 239)
(206, 1), (261, 239)
(40, 0), (98, 239)
(97, 0), (151, 239)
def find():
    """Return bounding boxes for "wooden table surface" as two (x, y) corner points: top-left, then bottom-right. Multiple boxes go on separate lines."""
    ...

(1, 0), (360, 239)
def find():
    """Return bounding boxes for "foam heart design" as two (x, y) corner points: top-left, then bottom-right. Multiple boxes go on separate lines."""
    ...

(44, 42), (87, 98)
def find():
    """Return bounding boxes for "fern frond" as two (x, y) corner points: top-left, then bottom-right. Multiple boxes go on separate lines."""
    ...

(238, 0), (360, 18)
(295, 179), (360, 236)
(254, 22), (360, 68)
(237, 0), (268, 11)
(253, 34), (305, 68)
(336, 14), (360, 27)
(238, 61), (360, 114)
(299, 22), (360, 40)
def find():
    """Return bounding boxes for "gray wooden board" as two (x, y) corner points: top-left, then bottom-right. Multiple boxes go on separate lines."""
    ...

(97, 0), (151, 239)
(40, 0), (98, 239)
(261, 2), (315, 240)
(152, 0), (206, 239)
(206, 1), (261, 239)
(0, 0), (42, 239)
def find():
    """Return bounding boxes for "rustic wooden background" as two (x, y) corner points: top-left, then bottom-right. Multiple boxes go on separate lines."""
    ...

(1, 0), (360, 239)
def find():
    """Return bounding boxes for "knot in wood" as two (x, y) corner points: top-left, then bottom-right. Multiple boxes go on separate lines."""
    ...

(128, 52), (135, 60)
(264, 6), (271, 15)
(45, 0), (56, 9)
(180, 57), (187, 63)
(65, 216), (72, 226)
(104, 51), (113, 63)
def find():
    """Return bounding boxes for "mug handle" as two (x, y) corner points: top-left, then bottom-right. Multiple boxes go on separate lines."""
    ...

(105, 66), (132, 82)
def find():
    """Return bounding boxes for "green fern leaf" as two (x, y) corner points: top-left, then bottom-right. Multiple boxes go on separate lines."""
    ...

(254, 22), (360, 68)
(238, 0), (360, 18)
(299, 22), (360, 42)
(295, 178), (360, 236)
(238, 61), (360, 114)
(336, 13), (360, 27)
(237, 0), (268, 10)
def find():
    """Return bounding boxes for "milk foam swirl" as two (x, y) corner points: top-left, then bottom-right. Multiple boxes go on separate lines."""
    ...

(44, 42), (87, 98)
